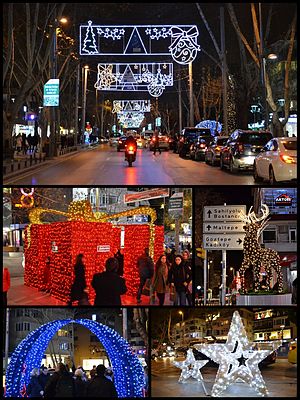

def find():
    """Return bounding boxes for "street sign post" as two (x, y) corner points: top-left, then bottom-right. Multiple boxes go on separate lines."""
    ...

(43, 79), (60, 107)
(203, 233), (245, 250)
(168, 192), (183, 214)
(203, 222), (245, 233)
(203, 205), (246, 221)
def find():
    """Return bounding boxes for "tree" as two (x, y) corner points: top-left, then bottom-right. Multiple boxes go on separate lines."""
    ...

(133, 308), (148, 349)
(227, 3), (297, 137)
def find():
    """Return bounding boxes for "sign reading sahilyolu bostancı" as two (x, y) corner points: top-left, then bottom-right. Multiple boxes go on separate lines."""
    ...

(203, 205), (246, 221)
(43, 79), (60, 107)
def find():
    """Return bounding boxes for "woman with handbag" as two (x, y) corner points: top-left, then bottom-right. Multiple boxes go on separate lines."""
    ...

(152, 254), (169, 306)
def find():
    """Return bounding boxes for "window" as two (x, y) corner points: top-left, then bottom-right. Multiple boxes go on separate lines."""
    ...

(282, 140), (297, 151)
(16, 322), (30, 331)
(59, 343), (69, 350)
(262, 229), (277, 243)
(289, 228), (297, 243)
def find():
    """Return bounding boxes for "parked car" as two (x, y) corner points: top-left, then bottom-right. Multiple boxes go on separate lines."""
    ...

(149, 135), (170, 151)
(205, 136), (229, 165)
(253, 342), (277, 366)
(117, 136), (128, 151)
(253, 137), (297, 184)
(178, 127), (211, 158)
(189, 133), (214, 161)
(288, 339), (297, 364)
(220, 129), (273, 173)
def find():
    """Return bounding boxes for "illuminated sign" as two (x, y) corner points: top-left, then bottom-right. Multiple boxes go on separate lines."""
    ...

(275, 194), (293, 206)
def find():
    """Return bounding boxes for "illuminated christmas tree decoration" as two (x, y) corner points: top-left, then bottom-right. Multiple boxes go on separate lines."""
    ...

(195, 311), (282, 397)
(5, 318), (145, 398)
(79, 23), (201, 64)
(173, 349), (208, 394)
(240, 204), (283, 293)
(94, 63), (173, 97)
(112, 100), (151, 114)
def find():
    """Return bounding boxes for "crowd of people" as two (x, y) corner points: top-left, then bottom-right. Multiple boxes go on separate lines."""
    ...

(26, 363), (118, 398)
(65, 245), (193, 306)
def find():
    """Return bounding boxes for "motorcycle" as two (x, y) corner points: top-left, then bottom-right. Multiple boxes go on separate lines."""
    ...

(125, 144), (137, 167)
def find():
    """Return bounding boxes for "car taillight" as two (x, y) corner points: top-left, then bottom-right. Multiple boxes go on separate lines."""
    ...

(280, 154), (296, 164)
(118, 140), (122, 144)
(237, 143), (244, 152)
(199, 143), (206, 149)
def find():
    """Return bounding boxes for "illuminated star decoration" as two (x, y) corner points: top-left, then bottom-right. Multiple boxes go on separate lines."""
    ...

(173, 348), (208, 394)
(195, 311), (282, 397)
(95, 64), (116, 90)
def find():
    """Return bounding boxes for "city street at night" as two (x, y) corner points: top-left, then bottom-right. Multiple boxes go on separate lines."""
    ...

(3, 144), (255, 186)
(151, 357), (297, 397)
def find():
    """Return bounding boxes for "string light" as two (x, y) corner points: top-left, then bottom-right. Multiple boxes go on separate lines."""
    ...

(5, 318), (145, 398)
(24, 201), (164, 301)
(240, 204), (283, 293)
(195, 311), (282, 397)
(173, 348), (208, 394)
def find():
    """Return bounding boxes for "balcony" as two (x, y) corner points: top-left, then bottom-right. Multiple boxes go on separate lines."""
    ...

(264, 241), (297, 252)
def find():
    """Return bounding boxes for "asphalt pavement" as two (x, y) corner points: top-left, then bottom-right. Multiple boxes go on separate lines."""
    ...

(3, 144), (255, 185)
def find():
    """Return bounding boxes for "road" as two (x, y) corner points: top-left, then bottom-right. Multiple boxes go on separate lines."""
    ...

(151, 357), (297, 397)
(3, 252), (172, 306)
(4, 144), (255, 185)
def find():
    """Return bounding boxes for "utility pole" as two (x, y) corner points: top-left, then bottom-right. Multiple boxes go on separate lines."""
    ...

(188, 63), (194, 126)
(220, 6), (228, 135)
(122, 308), (128, 340)
(74, 63), (80, 146)
(259, 3), (269, 130)
(178, 69), (182, 134)
(81, 65), (89, 142)
(4, 308), (10, 370)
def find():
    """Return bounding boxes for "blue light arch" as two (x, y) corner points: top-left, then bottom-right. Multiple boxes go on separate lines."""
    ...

(5, 318), (145, 398)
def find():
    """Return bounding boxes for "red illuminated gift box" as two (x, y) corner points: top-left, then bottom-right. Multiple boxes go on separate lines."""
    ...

(24, 221), (164, 302)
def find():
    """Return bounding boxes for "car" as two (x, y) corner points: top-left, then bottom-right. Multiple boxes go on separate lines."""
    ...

(149, 135), (170, 151)
(189, 134), (214, 161)
(117, 136), (128, 151)
(253, 137), (297, 184)
(178, 127), (212, 158)
(109, 135), (120, 146)
(136, 135), (147, 148)
(205, 136), (229, 165)
(220, 129), (273, 173)
(288, 339), (297, 364)
(253, 342), (277, 366)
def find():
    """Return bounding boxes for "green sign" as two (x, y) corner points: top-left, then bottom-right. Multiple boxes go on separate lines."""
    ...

(43, 79), (59, 106)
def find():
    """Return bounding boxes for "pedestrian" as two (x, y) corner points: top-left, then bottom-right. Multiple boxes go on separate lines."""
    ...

(152, 254), (169, 306)
(74, 369), (87, 397)
(143, 366), (149, 397)
(136, 248), (154, 303)
(114, 248), (124, 276)
(3, 267), (10, 308)
(27, 368), (44, 398)
(38, 366), (50, 394)
(91, 257), (127, 306)
(44, 362), (75, 398)
(16, 135), (22, 153)
(90, 365), (97, 380)
(168, 255), (192, 306)
(69, 254), (89, 305)
(182, 250), (193, 305)
(292, 277), (297, 304)
(41, 256), (51, 293)
(152, 130), (161, 155)
(86, 365), (118, 398)
(104, 367), (113, 382)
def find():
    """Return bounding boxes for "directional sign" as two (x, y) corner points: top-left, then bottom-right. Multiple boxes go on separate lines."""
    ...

(168, 192), (183, 215)
(43, 79), (59, 106)
(203, 205), (246, 222)
(203, 222), (245, 233)
(203, 233), (245, 250)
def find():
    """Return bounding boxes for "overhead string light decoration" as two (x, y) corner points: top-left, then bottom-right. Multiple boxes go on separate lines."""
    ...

(5, 318), (145, 398)
(239, 204), (283, 293)
(195, 311), (282, 397)
(79, 22), (201, 64)
(173, 348), (208, 395)
(94, 63), (173, 97)
(112, 100), (151, 114)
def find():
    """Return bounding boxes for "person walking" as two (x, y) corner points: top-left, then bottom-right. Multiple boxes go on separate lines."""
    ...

(136, 248), (154, 303)
(152, 130), (161, 155)
(152, 254), (169, 306)
(27, 368), (44, 398)
(86, 365), (118, 398)
(168, 255), (192, 306)
(3, 266), (10, 308)
(38, 367), (50, 395)
(69, 254), (89, 305)
(114, 248), (124, 276)
(90, 365), (97, 380)
(91, 257), (127, 306)
(292, 277), (297, 304)
(74, 369), (87, 397)
(182, 250), (193, 305)
(44, 363), (75, 398)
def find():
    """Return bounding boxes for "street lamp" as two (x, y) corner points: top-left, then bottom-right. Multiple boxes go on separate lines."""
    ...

(178, 311), (185, 346)
(81, 65), (89, 141)
(280, 324), (285, 340)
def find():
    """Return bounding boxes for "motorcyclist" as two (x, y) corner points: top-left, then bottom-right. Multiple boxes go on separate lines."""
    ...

(125, 135), (137, 155)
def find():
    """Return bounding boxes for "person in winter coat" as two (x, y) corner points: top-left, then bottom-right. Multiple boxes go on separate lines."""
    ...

(152, 130), (161, 155)
(38, 367), (50, 393)
(74, 369), (87, 397)
(86, 365), (117, 398)
(136, 248), (154, 303)
(3, 267), (10, 308)
(168, 255), (192, 306)
(114, 248), (124, 276)
(152, 255), (169, 306)
(69, 254), (88, 305)
(27, 368), (43, 398)
(91, 257), (127, 306)
(182, 250), (193, 305)
(44, 363), (75, 398)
